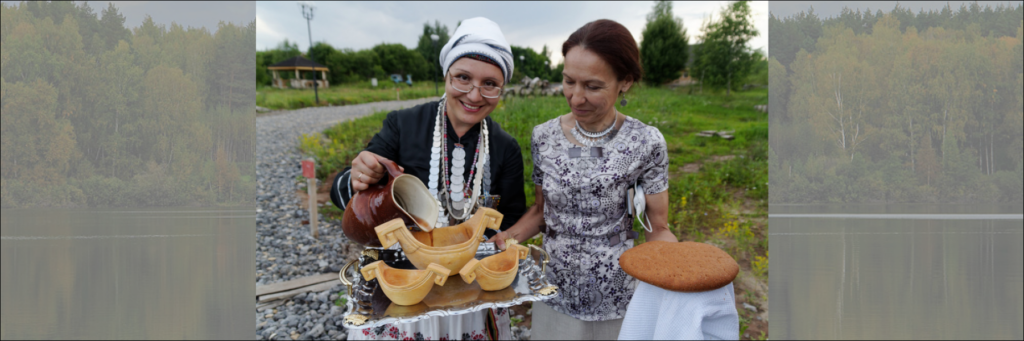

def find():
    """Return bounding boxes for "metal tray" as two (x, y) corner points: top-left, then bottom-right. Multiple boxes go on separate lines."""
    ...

(337, 243), (559, 330)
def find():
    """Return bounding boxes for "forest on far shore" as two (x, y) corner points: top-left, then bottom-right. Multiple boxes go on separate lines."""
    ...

(1, 1), (256, 208)
(769, 3), (1024, 204)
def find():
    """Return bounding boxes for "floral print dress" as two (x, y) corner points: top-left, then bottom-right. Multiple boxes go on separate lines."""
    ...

(531, 115), (669, 321)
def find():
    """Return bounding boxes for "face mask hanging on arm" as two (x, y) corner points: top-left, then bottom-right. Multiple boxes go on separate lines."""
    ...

(627, 180), (653, 233)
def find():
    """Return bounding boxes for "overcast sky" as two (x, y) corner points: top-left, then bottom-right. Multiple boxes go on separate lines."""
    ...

(91, 1), (254, 31)
(1, 1), (255, 32)
(256, 1), (770, 65)
(770, 1), (1022, 19)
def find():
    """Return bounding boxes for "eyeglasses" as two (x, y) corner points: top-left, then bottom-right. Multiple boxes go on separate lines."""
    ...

(449, 74), (503, 99)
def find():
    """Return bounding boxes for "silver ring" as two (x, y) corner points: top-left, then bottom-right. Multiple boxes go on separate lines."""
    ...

(358, 173), (364, 182)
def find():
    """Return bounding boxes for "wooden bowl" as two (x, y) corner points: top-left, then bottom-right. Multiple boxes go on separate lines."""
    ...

(376, 208), (502, 274)
(459, 240), (529, 291)
(360, 261), (450, 306)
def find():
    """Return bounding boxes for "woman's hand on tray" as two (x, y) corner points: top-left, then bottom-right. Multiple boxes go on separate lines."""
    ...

(487, 185), (546, 250)
(486, 231), (516, 251)
(350, 151), (403, 191)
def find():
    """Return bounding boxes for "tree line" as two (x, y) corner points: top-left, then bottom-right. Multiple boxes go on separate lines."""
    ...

(641, 1), (764, 91)
(256, 20), (561, 87)
(1, 1), (256, 207)
(768, 3), (1024, 203)
(257, 1), (767, 93)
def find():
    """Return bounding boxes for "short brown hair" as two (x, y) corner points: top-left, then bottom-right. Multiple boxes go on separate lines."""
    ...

(562, 19), (643, 85)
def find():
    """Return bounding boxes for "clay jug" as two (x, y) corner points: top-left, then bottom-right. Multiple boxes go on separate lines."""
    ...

(342, 157), (438, 246)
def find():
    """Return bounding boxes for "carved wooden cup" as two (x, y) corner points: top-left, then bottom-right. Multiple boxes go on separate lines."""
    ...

(360, 260), (450, 306)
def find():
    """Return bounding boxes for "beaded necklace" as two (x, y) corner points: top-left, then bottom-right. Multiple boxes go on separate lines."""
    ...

(572, 114), (617, 147)
(427, 95), (489, 227)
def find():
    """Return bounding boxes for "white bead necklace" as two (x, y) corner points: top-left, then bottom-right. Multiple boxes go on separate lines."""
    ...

(572, 114), (617, 147)
(575, 114), (617, 138)
(444, 113), (482, 217)
(427, 95), (489, 227)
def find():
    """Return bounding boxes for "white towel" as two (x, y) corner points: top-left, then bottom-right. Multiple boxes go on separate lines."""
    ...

(617, 282), (739, 340)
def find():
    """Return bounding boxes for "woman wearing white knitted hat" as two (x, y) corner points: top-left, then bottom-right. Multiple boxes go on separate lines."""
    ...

(331, 17), (525, 340)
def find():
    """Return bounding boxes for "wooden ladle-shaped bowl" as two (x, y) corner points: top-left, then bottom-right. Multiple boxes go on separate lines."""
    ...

(459, 239), (530, 291)
(376, 207), (503, 275)
(360, 260), (450, 306)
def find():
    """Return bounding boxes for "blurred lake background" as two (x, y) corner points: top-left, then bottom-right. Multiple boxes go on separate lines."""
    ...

(769, 204), (1023, 339)
(768, 2), (1024, 338)
(1, 1), (256, 338)
(0, 207), (255, 339)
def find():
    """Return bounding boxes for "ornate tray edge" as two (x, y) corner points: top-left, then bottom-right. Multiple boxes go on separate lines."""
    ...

(341, 290), (559, 330)
(339, 244), (558, 330)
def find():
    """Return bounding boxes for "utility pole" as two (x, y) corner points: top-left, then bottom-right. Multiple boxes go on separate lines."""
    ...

(300, 2), (319, 105)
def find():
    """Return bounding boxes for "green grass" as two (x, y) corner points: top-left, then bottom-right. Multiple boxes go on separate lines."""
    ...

(297, 111), (391, 179)
(257, 80), (442, 110)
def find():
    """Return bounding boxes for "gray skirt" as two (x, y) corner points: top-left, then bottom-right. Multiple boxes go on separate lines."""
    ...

(531, 301), (624, 340)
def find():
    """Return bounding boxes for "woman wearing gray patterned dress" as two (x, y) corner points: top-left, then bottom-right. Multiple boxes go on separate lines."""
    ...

(488, 19), (678, 340)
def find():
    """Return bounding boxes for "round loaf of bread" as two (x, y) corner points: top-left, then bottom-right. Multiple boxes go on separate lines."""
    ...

(619, 241), (739, 292)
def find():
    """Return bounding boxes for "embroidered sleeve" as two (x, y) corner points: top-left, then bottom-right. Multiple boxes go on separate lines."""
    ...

(329, 167), (353, 210)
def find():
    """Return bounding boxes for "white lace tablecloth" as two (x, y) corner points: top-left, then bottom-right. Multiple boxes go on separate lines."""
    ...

(617, 282), (738, 340)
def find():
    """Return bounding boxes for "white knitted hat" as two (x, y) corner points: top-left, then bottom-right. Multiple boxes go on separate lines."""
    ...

(439, 17), (514, 85)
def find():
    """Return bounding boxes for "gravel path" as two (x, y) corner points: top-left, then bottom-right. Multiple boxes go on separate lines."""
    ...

(255, 97), (439, 341)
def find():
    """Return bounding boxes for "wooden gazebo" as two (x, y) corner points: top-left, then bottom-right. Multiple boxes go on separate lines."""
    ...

(268, 55), (329, 89)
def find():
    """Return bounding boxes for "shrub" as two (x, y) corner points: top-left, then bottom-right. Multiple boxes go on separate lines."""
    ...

(79, 176), (128, 207)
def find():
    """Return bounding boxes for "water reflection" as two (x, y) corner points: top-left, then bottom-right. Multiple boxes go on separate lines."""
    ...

(0, 207), (255, 339)
(769, 205), (1024, 339)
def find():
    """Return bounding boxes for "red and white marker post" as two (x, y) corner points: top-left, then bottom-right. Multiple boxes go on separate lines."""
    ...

(301, 158), (319, 239)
